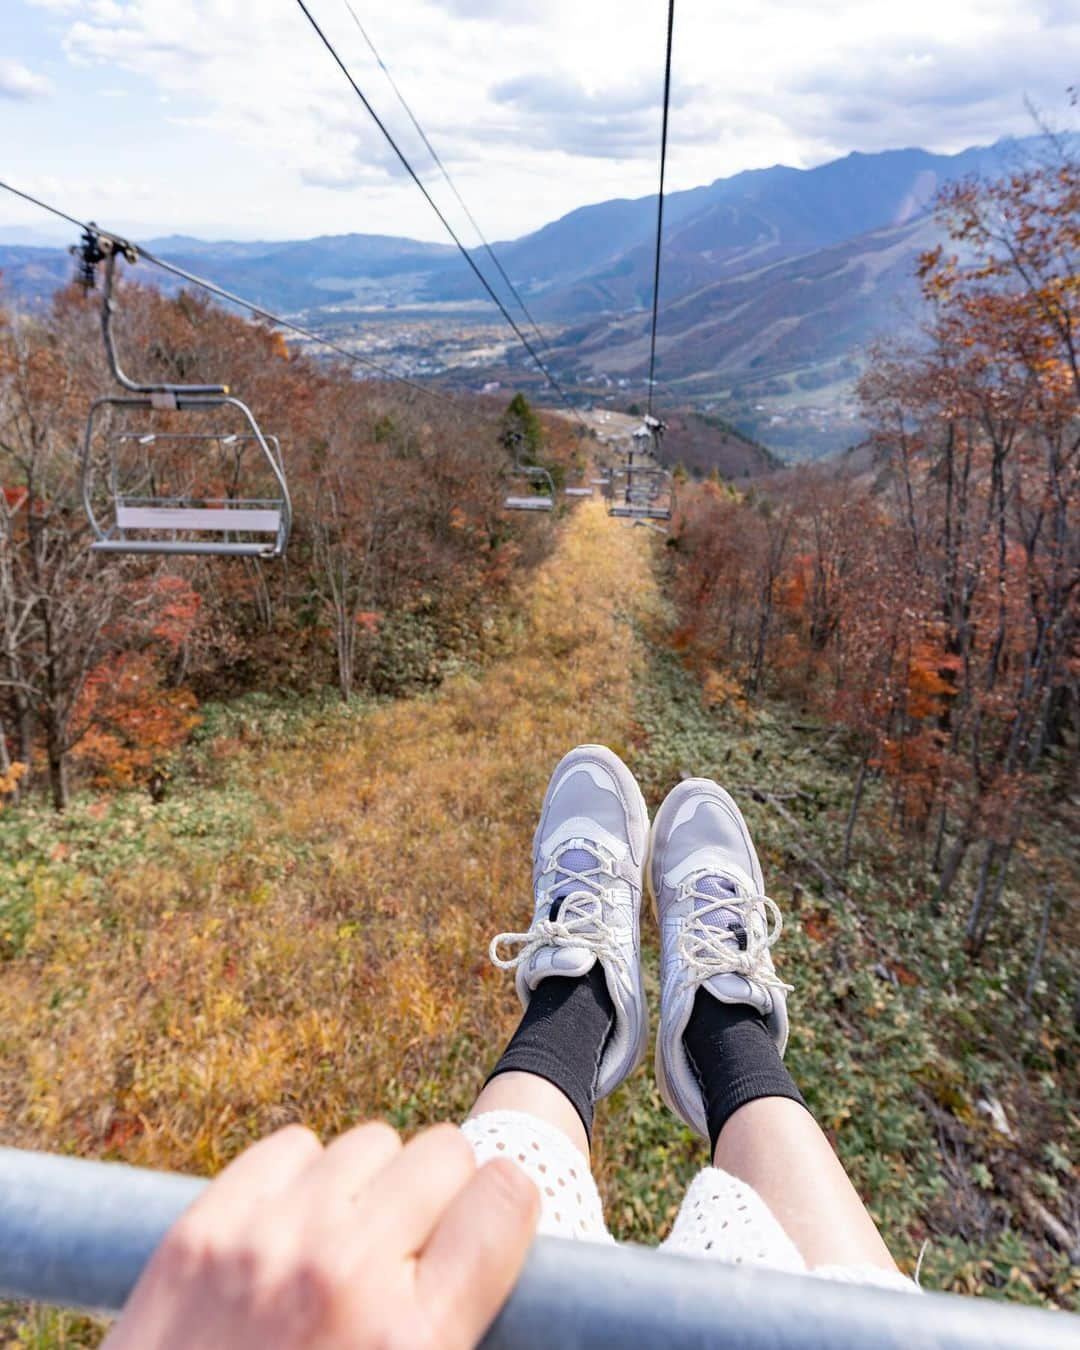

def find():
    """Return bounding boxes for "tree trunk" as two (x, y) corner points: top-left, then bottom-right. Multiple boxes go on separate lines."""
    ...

(247, 559), (274, 633)
(749, 599), (772, 696)
(46, 723), (69, 811)
(936, 822), (973, 903)
(964, 839), (996, 955)
(931, 802), (948, 873)
(965, 836), (1015, 956)
(336, 602), (354, 702)
(976, 837), (1016, 954)
(888, 769), (904, 829)
(841, 754), (869, 873)
(12, 688), (31, 767)
(1023, 884), (1055, 1012)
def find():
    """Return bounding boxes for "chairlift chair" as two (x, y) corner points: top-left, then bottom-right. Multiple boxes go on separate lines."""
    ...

(78, 235), (291, 559)
(607, 464), (674, 523)
(502, 432), (555, 513)
(503, 463), (555, 512)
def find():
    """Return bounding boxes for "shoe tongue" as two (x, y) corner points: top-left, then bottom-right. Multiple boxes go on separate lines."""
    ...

(693, 875), (772, 1016)
(552, 847), (598, 900)
(694, 875), (744, 931)
(524, 848), (601, 989)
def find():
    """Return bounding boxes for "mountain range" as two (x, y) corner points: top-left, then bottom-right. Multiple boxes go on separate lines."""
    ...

(0, 135), (1052, 457)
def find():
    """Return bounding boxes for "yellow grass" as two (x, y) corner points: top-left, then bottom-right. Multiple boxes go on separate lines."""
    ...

(0, 502), (665, 1181)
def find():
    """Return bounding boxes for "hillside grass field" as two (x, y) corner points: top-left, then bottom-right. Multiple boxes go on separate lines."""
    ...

(1, 500), (1076, 1344)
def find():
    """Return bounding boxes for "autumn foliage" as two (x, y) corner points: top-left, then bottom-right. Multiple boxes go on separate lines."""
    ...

(0, 276), (575, 808)
(669, 146), (1078, 953)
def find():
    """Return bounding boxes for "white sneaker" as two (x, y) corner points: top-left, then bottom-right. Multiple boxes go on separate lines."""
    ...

(490, 745), (649, 1098)
(649, 779), (792, 1139)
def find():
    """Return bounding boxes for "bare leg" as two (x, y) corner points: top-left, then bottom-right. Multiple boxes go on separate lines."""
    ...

(467, 1072), (589, 1160)
(714, 1097), (898, 1271)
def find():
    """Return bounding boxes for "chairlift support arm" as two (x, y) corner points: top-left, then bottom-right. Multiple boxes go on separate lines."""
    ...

(98, 248), (227, 398)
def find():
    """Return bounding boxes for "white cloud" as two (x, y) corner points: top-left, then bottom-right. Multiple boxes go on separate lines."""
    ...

(0, 59), (55, 101)
(15, 0), (1080, 240)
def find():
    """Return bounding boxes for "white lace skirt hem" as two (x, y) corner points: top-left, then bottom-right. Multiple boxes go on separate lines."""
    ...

(462, 1109), (918, 1291)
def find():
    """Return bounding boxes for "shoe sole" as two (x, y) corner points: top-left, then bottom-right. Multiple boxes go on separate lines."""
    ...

(646, 779), (763, 1137)
(535, 744), (651, 1087)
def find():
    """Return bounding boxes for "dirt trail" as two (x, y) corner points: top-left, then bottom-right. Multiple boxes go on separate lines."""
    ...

(0, 501), (666, 1175)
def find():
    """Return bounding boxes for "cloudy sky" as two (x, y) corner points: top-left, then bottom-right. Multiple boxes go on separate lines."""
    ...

(1, 0), (1076, 245)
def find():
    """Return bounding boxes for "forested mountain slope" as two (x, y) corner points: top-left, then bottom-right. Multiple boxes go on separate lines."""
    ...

(2, 502), (1074, 1345)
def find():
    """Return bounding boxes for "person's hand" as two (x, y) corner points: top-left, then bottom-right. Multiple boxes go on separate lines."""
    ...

(104, 1121), (540, 1350)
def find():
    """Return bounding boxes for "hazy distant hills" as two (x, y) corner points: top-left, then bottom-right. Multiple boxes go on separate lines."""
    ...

(430, 140), (1020, 319)
(658, 412), (783, 480)
(565, 211), (940, 388)
(0, 244), (74, 306)
(0, 135), (1054, 456)
(0, 230), (459, 311)
(1, 137), (1033, 317)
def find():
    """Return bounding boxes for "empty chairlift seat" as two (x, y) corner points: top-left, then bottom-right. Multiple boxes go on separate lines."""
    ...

(503, 463), (556, 513)
(113, 501), (282, 543)
(89, 432), (290, 558)
(607, 465), (674, 523)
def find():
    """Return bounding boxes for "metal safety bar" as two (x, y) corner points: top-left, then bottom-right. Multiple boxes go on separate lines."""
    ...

(0, 1148), (1074, 1349)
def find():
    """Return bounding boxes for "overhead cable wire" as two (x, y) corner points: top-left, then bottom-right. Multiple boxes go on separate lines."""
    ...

(0, 180), (86, 233)
(0, 178), (457, 408)
(291, 0), (587, 427)
(646, 0), (675, 421)
(339, 0), (552, 357)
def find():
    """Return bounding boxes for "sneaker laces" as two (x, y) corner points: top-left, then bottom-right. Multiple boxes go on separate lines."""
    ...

(489, 841), (633, 994)
(677, 871), (793, 994)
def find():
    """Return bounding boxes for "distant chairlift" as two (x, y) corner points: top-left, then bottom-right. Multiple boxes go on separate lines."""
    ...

(607, 415), (673, 525)
(608, 465), (674, 522)
(503, 464), (556, 512)
(502, 433), (555, 513)
(78, 230), (291, 559)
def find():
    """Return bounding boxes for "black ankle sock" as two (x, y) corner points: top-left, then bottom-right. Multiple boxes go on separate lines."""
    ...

(683, 988), (807, 1153)
(486, 963), (615, 1142)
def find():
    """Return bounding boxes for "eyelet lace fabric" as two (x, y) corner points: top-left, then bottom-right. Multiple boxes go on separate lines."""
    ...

(658, 1167), (805, 1271)
(462, 1110), (614, 1244)
(461, 1111), (919, 1292)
